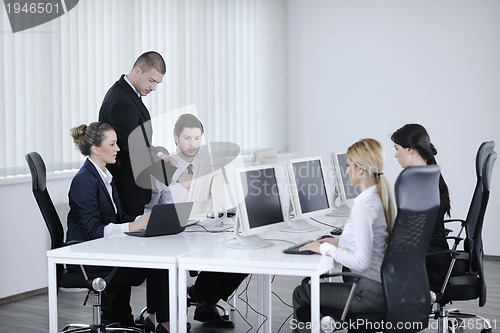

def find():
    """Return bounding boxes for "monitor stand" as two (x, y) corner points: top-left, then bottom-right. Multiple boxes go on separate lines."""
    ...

(225, 215), (273, 249)
(326, 190), (351, 217)
(280, 219), (320, 233)
(280, 199), (320, 233)
(326, 203), (351, 217)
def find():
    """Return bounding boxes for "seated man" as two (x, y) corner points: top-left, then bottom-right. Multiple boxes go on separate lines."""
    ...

(145, 113), (247, 328)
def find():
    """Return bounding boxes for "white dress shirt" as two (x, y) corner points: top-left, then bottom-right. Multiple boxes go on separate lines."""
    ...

(144, 153), (196, 211)
(319, 185), (388, 283)
(87, 158), (130, 236)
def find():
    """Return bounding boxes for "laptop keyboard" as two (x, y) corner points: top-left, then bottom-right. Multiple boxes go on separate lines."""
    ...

(124, 231), (146, 237)
(283, 241), (316, 255)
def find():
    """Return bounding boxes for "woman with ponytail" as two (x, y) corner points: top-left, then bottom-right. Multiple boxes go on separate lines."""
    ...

(292, 138), (395, 328)
(391, 123), (451, 289)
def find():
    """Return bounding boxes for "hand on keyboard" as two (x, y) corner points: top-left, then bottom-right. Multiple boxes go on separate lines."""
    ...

(283, 240), (316, 255)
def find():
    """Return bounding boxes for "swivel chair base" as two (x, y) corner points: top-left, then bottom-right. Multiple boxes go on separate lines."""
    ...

(430, 305), (492, 333)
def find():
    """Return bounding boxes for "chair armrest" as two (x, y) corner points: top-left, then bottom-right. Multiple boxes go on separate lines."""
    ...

(443, 218), (466, 225)
(302, 271), (363, 285)
(427, 249), (463, 259)
(320, 271), (364, 282)
(445, 236), (464, 247)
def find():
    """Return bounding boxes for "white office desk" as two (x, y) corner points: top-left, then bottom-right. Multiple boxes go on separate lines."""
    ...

(177, 224), (339, 333)
(46, 231), (231, 333)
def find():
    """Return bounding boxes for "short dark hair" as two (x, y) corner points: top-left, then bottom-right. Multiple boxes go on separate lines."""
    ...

(133, 51), (166, 75)
(174, 114), (204, 138)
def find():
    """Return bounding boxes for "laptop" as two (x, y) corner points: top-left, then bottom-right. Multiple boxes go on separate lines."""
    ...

(125, 202), (194, 237)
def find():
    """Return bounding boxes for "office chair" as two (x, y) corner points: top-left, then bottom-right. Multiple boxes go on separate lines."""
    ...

(430, 151), (496, 333)
(298, 165), (441, 332)
(443, 141), (495, 244)
(25, 152), (142, 333)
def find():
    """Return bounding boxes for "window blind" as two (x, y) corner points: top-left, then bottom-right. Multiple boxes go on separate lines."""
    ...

(0, 0), (288, 177)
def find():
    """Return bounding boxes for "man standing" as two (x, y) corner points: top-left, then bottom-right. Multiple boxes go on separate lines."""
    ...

(99, 51), (180, 216)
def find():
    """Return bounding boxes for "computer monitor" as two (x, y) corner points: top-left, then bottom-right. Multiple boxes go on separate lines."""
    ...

(186, 162), (225, 222)
(285, 157), (330, 231)
(226, 165), (287, 249)
(330, 151), (361, 216)
(251, 148), (278, 166)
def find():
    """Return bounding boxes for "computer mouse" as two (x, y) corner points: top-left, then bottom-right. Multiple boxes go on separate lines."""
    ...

(330, 227), (343, 236)
(317, 234), (334, 240)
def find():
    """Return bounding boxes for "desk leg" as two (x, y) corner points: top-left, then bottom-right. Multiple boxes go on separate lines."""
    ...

(178, 267), (188, 333)
(169, 268), (178, 333)
(310, 274), (320, 333)
(257, 274), (272, 333)
(48, 258), (58, 333)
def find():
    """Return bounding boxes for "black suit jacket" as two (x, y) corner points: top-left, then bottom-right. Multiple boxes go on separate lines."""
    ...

(66, 159), (134, 242)
(99, 75), (176, 211)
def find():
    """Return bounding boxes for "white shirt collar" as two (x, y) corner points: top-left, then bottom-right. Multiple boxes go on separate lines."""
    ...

(354, 184), (377, 203)
(88, 157), (113, 185)
(124, 75), (141, 98)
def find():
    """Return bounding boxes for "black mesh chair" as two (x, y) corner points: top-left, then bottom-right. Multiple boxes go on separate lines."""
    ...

(443, 141), (495, 247)
(26, 152), (142, 333)
(430, 151), (496, 333)
(302, 165), (441, 333)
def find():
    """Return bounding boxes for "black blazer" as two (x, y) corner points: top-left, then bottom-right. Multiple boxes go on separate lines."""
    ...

(99, 75), (175, 209)
(66, 159), (134, 242)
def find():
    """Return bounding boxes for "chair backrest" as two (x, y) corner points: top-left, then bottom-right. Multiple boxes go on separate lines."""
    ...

(472, 151), (496, 306)
(382, 165), (441, 332)
(464, 141), (495, 248)
(25, 152), (65, 250)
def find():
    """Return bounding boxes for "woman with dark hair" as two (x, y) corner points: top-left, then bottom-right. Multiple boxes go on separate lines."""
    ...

(68, 121), (171, 333)
(391, 123), (451, 289)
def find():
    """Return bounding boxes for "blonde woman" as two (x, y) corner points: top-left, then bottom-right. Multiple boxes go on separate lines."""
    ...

(292, 138), (395, 329)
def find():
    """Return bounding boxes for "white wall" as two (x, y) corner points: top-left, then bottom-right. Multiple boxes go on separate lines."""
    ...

(0, 176), (73, 299)
(288, 0), (500, 255)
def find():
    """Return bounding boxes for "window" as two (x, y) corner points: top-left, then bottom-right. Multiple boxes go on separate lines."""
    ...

(0, 0), (288, 178)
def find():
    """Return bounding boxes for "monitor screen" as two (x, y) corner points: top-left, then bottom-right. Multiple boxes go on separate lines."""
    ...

(331, 151), (361, 203)
(186, 162), (224, 220)
(287, 157), (331, 219)
(227, 165), (286, 249)
(238, 166), (285, 233)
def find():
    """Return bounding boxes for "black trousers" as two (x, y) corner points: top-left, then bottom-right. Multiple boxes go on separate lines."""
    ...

(292, 277), (384, 332)
(71, 266), (169, 323)
(192, 272), (248, 304)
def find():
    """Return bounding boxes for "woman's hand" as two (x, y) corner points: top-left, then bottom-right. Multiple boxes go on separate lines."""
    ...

(319, 237), (339, 246)
(299, 237), (339, 253)
(129, 212), (151, 232)
(299, 240), (321, 253)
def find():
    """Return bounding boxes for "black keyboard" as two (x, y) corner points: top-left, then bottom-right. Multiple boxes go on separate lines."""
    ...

(283, 241), (316, 255)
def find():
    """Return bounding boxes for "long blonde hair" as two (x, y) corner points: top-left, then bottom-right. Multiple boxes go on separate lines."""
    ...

(346, 138), (396, 232)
